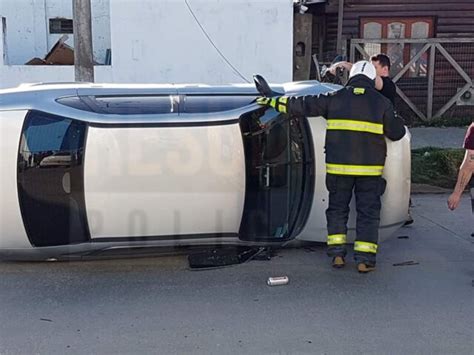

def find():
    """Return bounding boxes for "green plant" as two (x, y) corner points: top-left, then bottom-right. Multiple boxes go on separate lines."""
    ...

(411, 147), (465, 188)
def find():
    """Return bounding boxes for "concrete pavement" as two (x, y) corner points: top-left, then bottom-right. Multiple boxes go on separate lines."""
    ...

(0, 194), (473, 354)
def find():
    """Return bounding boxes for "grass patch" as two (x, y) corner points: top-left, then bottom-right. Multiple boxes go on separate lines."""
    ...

(412, 116), (472, 128)
(411, 147), (465, 188)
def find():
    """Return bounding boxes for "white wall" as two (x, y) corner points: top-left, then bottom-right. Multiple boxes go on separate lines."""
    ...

(0, 0), (49, 65)
(0, 0), (293, 88)
(108, 0), (293, 84)
(0, 0), (110, 65)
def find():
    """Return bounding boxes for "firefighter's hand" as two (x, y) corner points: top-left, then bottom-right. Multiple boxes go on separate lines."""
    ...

(256, 97), (272, 106)
(256, 96), (287, 113)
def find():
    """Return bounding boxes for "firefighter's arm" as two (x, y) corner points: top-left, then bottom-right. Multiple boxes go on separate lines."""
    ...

(256, 94), (329, 117)
(382, 104), (405, 141)
(447, 149), (474, 210)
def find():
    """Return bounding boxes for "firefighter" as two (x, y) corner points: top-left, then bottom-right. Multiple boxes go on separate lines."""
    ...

(257, 60), (406, 273)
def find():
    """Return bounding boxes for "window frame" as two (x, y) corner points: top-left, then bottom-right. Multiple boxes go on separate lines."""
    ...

(360, 17), (435, 76)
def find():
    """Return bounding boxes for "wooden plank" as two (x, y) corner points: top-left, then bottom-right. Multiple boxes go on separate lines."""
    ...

(349, 43), (355, 62)
(396, 86), (427, 121)
(326, 4), (474, 12)
(433, 82), (472, 118)
(336, 0), (344, 55)
(427, 44), (436, 120)
(435, 43), (473, 84)
(312, 54), (322, 82)
(391, 43), (431, 83)
(354, 43), (370, 60)
(352, 38), (474, 44)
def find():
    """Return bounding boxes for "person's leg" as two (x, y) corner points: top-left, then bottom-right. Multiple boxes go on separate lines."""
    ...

(325, 174), (355, 266)
(353, 176), (386, 272)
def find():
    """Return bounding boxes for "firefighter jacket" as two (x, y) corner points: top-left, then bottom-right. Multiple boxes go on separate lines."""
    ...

(280, 75), (406, 176)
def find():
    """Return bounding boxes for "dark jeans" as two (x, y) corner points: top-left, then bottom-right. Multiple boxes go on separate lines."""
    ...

(325, 174), (386, 266)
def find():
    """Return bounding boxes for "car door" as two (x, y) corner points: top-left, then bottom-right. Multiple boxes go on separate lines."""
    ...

(238, 107), (315, 242)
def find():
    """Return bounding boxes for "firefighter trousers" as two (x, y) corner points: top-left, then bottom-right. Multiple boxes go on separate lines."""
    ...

(325, 174), (387, 266)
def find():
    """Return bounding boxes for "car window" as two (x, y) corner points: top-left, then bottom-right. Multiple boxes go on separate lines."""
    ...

(21, 112), (84, 152)
(93, 96), (173, 114)
(183, 95), (255, 113)
(57, 95), (173, 114)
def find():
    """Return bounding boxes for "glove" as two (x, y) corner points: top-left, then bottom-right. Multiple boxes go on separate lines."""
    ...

(256, 97), (271, 106)
(256, 96), (288, 113)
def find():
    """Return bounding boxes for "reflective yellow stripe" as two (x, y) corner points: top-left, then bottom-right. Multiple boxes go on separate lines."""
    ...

(354, 241), (378, 254)
(277, 96), (288, 113)
(327, 234), (347, 245)
(327, 119), (383, 135)
(326, 163), (384, 176)
(353, 87), (365, 95)
(270, 98), (277, 108)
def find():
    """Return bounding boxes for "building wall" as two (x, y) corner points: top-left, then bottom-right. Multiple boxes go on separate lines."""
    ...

(322, 0), (474, 60)
(0, 0), (110, 65)
(307, 0), (474, 121)
(107, 0), (293, 84)
(0, 0), (293, 88)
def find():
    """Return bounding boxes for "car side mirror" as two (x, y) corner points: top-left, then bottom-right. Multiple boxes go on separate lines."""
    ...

(253, 74), (283, 97)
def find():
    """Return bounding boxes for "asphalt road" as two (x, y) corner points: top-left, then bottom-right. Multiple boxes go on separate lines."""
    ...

(0, 194), (473, 355)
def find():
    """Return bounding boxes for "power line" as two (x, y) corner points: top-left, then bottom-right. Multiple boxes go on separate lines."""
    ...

(184, 0), (251, 83)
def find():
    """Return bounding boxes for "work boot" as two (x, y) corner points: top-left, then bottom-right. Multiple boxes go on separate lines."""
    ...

(332, 256), (345, 268)
(357, 263), (376, 273)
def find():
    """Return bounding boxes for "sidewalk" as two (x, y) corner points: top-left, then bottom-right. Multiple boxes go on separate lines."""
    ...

(410, 127), (468, 149)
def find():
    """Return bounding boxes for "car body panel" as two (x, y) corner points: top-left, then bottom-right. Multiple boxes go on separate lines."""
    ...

(84, 124), (246, 238)
(0, 110), (31, 249)
(0, 81), (411, 260)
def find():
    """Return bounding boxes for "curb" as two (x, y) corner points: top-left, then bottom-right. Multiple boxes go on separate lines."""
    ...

(411, 183), (452, 194)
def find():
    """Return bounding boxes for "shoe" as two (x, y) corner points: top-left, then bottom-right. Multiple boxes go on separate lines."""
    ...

(357, 263), (376, 273)
(332, 256), (345, 268)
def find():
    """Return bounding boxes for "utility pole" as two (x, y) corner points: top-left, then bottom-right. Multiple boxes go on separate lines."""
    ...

(73, 0), (94, 82)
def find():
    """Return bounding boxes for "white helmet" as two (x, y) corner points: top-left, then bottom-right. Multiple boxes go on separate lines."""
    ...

(349, 60), (376, 80)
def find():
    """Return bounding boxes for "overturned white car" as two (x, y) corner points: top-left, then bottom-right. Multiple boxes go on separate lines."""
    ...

(0, 77), (410, 260)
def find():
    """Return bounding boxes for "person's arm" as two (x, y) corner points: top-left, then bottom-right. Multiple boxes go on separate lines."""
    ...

(329, 61), (353, 75)
(257, 93), (330, 118)
(447, 149), (474, 210)
(382, 102), (405, 141)
(286, 94), (330, 117)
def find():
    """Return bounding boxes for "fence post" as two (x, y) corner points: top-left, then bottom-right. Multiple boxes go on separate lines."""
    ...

(426, 44), (436, 120)
(349, 41), (355, 62)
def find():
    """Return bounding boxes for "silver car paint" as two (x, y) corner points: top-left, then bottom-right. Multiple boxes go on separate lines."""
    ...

(0, 82), (410, 259)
